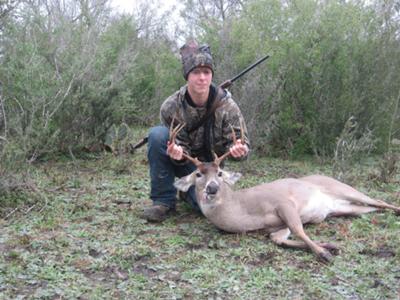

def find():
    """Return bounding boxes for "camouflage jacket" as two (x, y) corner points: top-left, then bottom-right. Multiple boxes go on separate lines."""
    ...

(160, 84), (250, 163)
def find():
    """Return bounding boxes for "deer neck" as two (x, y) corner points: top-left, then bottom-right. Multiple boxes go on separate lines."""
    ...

(196, 183), (235, 211)
(195, 184), (245, 231)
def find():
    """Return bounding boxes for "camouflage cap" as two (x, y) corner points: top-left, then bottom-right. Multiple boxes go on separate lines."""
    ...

(179, 40), (214, 80)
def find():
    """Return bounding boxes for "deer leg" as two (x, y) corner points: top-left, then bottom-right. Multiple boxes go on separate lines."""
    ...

(276, 203), (333, 263)
(303, 176), (400, 213)
(333, 186), (400, 213)
(355, 198), (400, 214)
(270, 228), (339, 254)
(343, 193), (400, 213)
(329, 204), (379, 217)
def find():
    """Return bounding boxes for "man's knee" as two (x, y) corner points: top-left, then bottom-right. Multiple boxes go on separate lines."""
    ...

(148, 126), (169, 148)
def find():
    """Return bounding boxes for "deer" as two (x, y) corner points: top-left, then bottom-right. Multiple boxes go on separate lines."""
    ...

(169, 120), (400, 263)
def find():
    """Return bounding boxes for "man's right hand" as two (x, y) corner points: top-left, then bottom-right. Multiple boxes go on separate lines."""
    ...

(167, 141), (184, 160)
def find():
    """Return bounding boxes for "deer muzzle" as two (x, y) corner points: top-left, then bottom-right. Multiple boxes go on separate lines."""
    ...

(206, 181), (219, 195)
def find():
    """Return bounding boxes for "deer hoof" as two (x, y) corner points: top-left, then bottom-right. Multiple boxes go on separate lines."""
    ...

(318, 250), (334, 263)
(320, 243), (340, 255)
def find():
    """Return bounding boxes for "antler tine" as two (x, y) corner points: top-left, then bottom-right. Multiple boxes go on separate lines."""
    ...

(229, 119), (246, 145)
(215, 151), (231, 166)
(214, 119), (246, 166)
(171, 123), (185, 141)
(169, 115), (186, 144)
(182, 153), (202, 167)
(213, 152), (219, 161)
(239, 118), (245, 145)
(169, 115), (176, 139)
(214, 126), (236, 166)
(168, 117), (200, 166)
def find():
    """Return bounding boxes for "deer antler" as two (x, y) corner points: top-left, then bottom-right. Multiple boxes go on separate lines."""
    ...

(169, 115), (186, 145)
(183, 153), (202, 167)
(214, 119), (246, 166)
(169, 116), (202, 167)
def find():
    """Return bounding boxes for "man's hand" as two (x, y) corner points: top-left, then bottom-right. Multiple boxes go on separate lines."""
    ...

(167, 141), (184, 160)
(229, 139), (249, 158)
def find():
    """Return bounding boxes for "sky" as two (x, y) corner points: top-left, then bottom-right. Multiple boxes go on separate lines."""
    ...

(110, 0), (179, 15)
(110, 0), (185, 43)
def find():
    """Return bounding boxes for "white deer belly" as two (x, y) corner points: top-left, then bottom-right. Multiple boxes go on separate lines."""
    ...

(300, 191), (349, 223)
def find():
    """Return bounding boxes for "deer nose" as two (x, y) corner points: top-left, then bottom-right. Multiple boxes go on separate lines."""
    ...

(206, 181), (219, 194)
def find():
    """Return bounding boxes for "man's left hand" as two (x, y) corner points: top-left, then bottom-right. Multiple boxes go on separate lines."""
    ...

(229, 139), (249, 158)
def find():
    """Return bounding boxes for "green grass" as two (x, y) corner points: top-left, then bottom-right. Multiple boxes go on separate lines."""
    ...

(1, 150), (399, 299)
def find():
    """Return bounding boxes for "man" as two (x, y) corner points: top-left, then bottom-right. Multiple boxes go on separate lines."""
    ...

(143, 40), (250, 222)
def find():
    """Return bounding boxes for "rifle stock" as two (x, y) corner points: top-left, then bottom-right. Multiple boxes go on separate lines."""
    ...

(129, 136), (148, 153)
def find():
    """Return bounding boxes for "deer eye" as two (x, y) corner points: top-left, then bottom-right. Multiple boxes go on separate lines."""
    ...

(218, 171), (223, 177)
(196, 172), (202, 178)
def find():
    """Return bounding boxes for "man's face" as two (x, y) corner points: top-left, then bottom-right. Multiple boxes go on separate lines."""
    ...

(187, 67), (213, 98)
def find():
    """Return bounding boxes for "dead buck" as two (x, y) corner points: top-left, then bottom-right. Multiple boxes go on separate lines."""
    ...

(170, 122), (400, 262)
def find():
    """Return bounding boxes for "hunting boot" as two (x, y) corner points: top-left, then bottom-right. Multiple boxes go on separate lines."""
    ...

(143, 204), (174, 222)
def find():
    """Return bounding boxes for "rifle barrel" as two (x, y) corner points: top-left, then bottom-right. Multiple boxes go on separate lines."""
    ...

(230, 54), (270, 84)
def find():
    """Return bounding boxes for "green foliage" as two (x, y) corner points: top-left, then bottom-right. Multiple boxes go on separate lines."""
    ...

(0, 1), (181, 165)
(1, 0), (400, 168)
(104, 123), (131, 154)
(0, 169), (41, 218)
(332, 116), (376, 181)
(195, 0), (400, 157)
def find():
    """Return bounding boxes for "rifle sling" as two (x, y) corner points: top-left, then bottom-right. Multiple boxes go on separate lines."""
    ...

(187, 85), (226, 134)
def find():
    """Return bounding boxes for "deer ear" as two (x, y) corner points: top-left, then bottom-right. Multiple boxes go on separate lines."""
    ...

(174, 173), (196, 192)
(222, 171), (242, 185)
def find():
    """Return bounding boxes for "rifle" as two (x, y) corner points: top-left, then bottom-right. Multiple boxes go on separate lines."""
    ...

(129, 54), (270, 152)
(219, 54), (270, 89)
